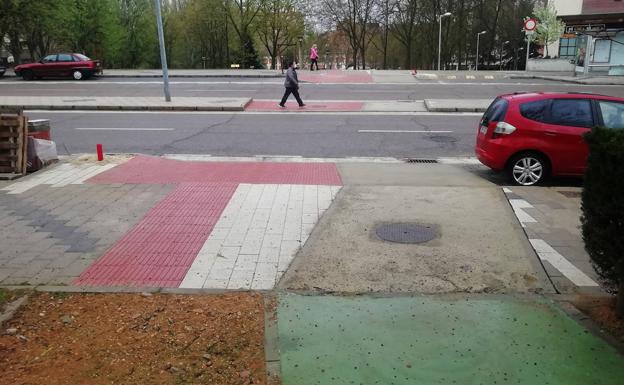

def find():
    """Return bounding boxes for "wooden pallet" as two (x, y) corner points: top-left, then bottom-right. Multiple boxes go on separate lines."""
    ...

(0, 112), (28, 175)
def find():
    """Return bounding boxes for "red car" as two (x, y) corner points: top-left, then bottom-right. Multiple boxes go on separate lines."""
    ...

(476, 92), (624, 186)
(14, 53), (102, 80)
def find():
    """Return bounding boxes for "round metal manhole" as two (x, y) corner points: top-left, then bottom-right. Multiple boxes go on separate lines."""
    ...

(375, 223), (437, 244)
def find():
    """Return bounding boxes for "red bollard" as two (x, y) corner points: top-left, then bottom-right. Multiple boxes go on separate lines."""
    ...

(96, 144), (104, 161)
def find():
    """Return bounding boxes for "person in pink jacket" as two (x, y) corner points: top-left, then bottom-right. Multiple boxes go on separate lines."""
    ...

(310, 44), (319, 71)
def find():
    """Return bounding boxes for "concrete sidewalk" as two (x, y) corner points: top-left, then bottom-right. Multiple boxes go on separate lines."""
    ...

(0, 96), (251, 111)
(2, 68), (284, 79)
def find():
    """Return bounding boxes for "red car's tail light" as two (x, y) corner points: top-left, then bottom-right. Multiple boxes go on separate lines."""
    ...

(493, 121), (516, 138)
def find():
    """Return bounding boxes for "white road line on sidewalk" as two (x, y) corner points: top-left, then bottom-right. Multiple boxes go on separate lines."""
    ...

(529, 239), (599, 287)
(509, 198), (538, 226)
(74, 127), (175, 131)
(503, 187), (513, 194)
(358, 130), (453, 133)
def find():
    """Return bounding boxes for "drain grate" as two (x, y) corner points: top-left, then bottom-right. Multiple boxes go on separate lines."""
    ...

(406, 158), (438, 164)
(375, 223), (438, 244)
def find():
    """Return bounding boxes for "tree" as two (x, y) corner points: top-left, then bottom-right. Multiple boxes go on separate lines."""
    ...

(582, 127), (624, 318)
(256, 0), (304, 69)
(533, 2), (564, 58)
(391, 0), (418, 69)
(224, 0), (264, 68)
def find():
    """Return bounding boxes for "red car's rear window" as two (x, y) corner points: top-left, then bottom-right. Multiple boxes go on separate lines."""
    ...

(74, 54), (91, 61)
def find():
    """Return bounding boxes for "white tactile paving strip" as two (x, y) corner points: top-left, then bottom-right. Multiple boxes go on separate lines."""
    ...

(180, 183), (341, 290)
(1, 163), (117, 194)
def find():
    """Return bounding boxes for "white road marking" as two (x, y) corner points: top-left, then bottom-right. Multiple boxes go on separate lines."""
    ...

(503, 187), (513, 194)
(26, 110), (484, 117)
(529, 239), (599, 287)
(74, 127), (175, 131)
(358, 130), (454, 133)
(187, 89), (257, 92)
(509, 199), (537, 225)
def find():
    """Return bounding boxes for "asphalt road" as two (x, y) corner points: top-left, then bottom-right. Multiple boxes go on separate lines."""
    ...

(3, 77), (624, 100)
(27, 111), (481, 158)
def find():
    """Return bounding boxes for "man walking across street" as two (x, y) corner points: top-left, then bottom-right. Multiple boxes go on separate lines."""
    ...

(310, 44), (319, 71)
(279, 61), (305, 108)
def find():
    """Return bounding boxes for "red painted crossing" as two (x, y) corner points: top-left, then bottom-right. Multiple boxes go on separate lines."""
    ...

(89, 156), (343, 185)
(75, 157), (342, 287)
(75, 183), (237, 287)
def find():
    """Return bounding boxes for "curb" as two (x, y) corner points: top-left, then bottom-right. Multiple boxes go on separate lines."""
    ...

(1, 72), (284, 79)
(0, 103), (249, 112)
(424, 99), (489, 112)
(509, 75), (623, 86)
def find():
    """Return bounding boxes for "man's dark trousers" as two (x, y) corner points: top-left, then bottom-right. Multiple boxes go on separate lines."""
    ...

(280, 87), (304, 106)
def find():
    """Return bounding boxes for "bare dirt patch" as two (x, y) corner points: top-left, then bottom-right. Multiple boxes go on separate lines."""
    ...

(0, 292), (266, 385)
(572, 294), (624, 344)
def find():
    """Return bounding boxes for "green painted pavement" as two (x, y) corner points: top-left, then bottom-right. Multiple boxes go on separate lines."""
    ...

(277, 293), (624, 385)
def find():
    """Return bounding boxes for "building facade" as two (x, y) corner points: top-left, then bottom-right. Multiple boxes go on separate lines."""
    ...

(549, 0), (624, 74)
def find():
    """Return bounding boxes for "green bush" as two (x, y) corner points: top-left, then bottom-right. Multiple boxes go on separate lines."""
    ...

(581, 126), (624, 316)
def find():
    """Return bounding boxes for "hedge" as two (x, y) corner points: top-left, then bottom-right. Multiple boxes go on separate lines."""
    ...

(581, 126), (624, 316)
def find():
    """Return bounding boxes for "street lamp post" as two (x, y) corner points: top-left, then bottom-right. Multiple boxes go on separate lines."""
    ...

(499, 40), (509, 70)
(438, 12), (452, 71)
(154, 0), (170, 102)
(476, 30), (487, 71)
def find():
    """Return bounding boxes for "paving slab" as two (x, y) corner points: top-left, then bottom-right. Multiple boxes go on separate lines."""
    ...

(424, 98), (491, 112)
(278, 293), (624, 385)
(0, 96), (251, 111)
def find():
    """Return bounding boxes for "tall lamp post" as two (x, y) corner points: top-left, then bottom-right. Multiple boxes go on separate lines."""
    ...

(154, 0), (170, 102)
(476, 30), (487, 71)
(437, 12), (452, 71)
(499, 40), (509, 70)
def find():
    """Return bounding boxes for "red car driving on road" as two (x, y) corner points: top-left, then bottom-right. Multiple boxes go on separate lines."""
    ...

(476, 92), (624, 185)
(14, 53), (102, 80)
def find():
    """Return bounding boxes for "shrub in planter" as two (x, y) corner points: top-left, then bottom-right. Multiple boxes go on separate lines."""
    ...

(581, 126), (624, 317)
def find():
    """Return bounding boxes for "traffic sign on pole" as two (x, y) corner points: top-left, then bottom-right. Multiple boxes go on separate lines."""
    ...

(524, 18), (537, 32)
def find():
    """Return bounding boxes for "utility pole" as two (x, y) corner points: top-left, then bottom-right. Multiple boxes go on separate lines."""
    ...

(476, 31), (487, 71)
(438, 12), (452, 71)
(154, 0), (171, 102)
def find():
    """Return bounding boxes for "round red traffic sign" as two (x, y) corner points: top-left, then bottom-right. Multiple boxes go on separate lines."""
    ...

(524, 18), (537, 31)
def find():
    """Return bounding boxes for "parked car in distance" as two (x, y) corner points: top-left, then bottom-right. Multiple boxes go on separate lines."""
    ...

(475, 92), (624, 186)
(14, 53), (102, 80)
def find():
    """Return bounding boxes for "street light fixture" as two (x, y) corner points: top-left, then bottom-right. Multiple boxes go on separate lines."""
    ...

(438, 12), (452, 71)
(476, 30), (487, 71)
(499, 40), (510, 70)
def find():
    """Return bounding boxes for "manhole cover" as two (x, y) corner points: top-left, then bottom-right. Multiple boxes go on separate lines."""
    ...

(428, 135), (457, 143)
(375, 223), (437, 244)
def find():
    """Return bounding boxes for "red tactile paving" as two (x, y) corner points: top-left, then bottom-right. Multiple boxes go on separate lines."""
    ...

(88, 156), (343, 186)
(246, 100), (364, 112)
(298, 70), (374, 83)
(74, 183), (237, 287)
